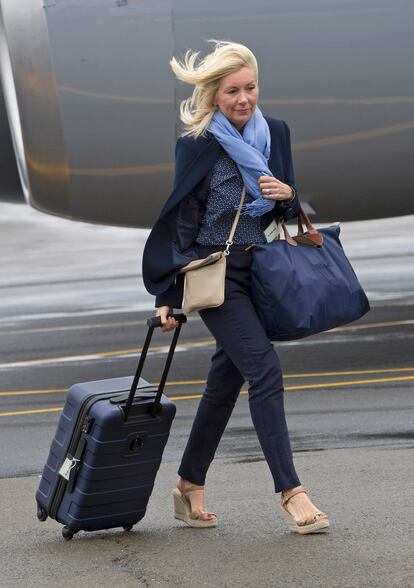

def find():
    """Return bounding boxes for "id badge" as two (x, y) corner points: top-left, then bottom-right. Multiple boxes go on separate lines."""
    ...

(264, 219), (282, 243)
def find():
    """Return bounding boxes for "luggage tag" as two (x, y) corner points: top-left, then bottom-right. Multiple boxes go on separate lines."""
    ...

(264, 219), (282, 243)
(58, 454), (80, 481)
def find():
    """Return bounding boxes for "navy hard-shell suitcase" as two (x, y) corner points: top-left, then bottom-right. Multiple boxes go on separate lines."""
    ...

(36, 314), (186, 540)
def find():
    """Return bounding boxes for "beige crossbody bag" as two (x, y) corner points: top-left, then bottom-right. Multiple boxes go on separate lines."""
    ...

(178, 186), (246, 315)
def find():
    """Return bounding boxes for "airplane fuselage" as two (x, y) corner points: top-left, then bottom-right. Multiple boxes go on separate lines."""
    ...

(0, 0), (413, 226)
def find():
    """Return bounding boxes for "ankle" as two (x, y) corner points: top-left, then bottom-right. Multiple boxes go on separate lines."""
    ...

(177, 477), (204, 491)
(282, 485), (304, 499)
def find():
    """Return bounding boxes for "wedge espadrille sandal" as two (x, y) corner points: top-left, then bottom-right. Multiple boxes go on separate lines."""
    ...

(172, 485), (218, 528)
(280, 488), (329, 534)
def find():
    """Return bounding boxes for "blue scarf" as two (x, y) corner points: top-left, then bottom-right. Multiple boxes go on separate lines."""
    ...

(207, 106), (274, 217)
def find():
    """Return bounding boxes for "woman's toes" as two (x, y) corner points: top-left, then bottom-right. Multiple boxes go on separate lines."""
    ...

(200, 513), (216, 521)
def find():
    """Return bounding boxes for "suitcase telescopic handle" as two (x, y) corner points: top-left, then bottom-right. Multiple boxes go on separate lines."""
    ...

(123, 313), (187, 421)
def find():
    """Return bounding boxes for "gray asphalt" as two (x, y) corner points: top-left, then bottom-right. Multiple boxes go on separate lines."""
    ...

(0, 203), (413, 587)
(1, 304), (414, 480)
(1, 448), (413, 587)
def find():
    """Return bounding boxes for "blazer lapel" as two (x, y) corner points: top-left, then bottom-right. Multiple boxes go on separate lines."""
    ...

(158, 136), (221, 220)
(158, 121), (283, 222)
(267, 133), (284, 180)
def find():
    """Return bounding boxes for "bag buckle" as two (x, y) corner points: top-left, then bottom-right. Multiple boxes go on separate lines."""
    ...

(224, 239), (233, 256)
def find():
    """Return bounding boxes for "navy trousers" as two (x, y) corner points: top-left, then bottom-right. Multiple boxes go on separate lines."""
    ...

(177, 244), (301, 493)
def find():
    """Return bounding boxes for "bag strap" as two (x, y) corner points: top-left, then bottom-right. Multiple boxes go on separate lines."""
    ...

(280, 205), (324, 247)
(224, 185), (246, 255)
(295, 207), (324, 246)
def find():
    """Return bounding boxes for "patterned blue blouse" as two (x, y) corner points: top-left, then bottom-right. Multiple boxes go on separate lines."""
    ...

(195, 149), (268, 246)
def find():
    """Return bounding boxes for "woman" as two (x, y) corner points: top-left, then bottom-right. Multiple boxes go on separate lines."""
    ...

(142, 41), (329, 534)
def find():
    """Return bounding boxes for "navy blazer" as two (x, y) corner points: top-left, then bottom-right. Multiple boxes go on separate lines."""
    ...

(142, 116), (301, 309)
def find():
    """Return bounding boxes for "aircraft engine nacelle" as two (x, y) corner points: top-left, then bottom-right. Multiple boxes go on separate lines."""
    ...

(0, 0), (176, 227)
(1, 0), (413, 226)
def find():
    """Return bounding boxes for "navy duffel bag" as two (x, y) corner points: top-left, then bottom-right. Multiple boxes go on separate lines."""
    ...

(250, 209), (370, 341)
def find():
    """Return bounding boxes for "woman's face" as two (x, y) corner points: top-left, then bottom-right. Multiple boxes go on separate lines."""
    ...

(214, 66), (259, 132)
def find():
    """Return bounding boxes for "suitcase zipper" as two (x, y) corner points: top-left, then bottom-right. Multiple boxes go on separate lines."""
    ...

(49, 391), (117, 519)
(47, 315), (186, 520)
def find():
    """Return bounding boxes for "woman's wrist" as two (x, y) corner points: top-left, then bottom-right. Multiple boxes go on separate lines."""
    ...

(287, 186), (295, 201)
(280, 185), (296, 207)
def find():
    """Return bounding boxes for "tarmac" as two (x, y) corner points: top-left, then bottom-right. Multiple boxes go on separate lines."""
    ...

(1, 203), (413, 587)
(1, 445), (413, 588)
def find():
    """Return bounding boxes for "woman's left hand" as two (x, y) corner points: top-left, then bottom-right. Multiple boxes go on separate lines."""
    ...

(258, 176), (293, 202)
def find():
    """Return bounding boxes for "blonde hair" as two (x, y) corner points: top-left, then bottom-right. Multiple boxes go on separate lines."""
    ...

(170, 40), (258, 138)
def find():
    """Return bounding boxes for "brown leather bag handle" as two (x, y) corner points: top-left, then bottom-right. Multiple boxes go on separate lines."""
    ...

(280, 221), (298, 247)
(279, 205), (324, 247)
(296, 206), (324, 246)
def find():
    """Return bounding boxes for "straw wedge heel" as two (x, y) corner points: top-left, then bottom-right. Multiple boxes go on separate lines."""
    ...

(172, 485), (218, 528)
(280, 488), (329, 534)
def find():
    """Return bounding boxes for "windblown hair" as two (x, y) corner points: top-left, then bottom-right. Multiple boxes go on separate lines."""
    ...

(170, 40), (258, 138)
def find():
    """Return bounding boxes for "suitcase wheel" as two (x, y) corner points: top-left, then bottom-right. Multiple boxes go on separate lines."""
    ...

(123, 524), (134, 532)
(37, 505), (48, 522)
(62, 526), (77, 541)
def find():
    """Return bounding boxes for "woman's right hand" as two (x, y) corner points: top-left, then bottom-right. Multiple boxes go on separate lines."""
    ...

(155, 306), (178, 332)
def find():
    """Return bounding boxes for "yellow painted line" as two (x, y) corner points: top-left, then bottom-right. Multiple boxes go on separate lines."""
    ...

(1, 375), (413, 417)
(167, 375), (414, 397)
(285, 375), (414, 389)
(286, 367), (414, 377)
(3, 316), (414, 369)
(0, 340), (216, 369)
(0, 388), (67, 397)
(162, 366), (414, 381)
(1, 367), (414, 397)
(0, 407), (64, 417)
